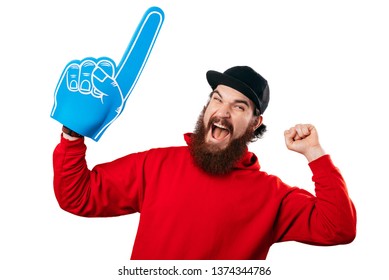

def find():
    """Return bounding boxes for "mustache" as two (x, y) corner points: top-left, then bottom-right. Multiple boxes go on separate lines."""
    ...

(207, 116), (234, 134)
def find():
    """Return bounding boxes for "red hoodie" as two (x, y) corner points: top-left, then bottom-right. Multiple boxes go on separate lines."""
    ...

(53, 133), (356, 260)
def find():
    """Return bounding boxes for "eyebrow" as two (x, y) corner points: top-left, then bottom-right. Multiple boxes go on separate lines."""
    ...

(212, 90), (251, 108)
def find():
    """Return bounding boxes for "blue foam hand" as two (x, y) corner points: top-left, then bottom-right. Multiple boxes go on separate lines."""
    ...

(51, 7), (164, 141)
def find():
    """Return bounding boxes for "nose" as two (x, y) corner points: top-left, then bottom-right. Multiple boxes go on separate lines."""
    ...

(216, 104), (231, 118)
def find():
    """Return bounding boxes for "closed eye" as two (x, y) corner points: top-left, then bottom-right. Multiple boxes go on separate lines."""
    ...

(213, 96), (222, 102)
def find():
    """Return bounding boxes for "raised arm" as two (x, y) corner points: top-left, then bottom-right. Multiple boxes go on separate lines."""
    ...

(273, 124), (356, 245)
(53, 133), (145, 217)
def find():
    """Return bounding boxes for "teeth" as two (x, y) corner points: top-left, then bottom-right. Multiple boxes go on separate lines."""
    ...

(213, 123), (228, 130)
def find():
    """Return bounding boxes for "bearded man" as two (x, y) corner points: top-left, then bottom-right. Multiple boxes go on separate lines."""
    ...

(53, 66), (356, 260)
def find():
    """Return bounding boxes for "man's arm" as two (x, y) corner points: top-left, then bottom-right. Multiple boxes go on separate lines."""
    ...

(273, 124), (357, 245)
(53, 129), (144, 217)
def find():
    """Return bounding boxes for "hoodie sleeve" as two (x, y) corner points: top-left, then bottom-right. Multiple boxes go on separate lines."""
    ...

(273, 155), (357, 245)
(52, 134), (146, 217)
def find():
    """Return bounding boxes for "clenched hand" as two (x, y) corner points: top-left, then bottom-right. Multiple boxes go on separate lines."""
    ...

(284, 124), (326, 162)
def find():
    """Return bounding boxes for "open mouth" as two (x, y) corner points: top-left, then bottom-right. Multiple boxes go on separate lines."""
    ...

(211, 122), (231, 141)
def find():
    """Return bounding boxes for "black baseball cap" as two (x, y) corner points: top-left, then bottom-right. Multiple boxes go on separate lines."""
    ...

(206, 66), (270, 114)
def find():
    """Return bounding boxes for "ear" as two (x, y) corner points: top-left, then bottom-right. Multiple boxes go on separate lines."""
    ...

(252, 115), (263, 131)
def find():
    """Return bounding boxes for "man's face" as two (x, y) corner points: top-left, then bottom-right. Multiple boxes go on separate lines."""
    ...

(189, 85), (263, 175)
(202, 85), (262, 151)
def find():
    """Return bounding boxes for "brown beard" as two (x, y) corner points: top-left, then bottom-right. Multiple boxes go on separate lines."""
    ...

(189, 109), (255, 175)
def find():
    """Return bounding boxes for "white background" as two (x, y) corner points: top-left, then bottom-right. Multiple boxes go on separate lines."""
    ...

(1, 0), (388, 279)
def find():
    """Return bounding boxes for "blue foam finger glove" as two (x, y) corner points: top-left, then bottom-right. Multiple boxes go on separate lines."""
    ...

(51, 7), (164, 141)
